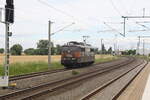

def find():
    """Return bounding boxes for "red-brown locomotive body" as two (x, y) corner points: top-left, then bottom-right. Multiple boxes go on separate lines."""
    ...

(61, 41), (95, 68)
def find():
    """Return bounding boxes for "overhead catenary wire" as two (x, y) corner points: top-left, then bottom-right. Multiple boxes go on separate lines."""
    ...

(37, 0), (75, 19)
(1, 1), (76, 26)
(51, 22), (75, 36)
(103, 22), (125, 36)
(136, 21), (150, 30)
(128, 0), (137, 15)
(28, 0), (135, 36)
(37, 0), (106, 30)
(108, 0), (122, 16)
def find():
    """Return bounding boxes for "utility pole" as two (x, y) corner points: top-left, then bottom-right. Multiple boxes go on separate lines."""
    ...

(47, 22), (74, 69)
(143, 8), (145, 17)
(114, 43), (116, 55)
(136, 36), (150, 55)
(101, 38), (103, 54)
(48, 20), (52, 69)
(123, 17), (126, 37)
(136, 36), (140, 55)
(114, 34), (118, 55)
(143, 40), (145, 56)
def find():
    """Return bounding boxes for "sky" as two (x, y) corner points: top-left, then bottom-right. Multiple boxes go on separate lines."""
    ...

(1, 0), (150, 51)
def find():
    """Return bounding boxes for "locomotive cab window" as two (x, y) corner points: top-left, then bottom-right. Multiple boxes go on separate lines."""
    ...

(90, 48), (94, 52)
(81, 48), (85, 52)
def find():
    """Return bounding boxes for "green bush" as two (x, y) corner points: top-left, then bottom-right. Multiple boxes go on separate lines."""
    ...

(72, 70), (79, 75)
(0, 48), (4, 54)
(10, 44), (23, 55)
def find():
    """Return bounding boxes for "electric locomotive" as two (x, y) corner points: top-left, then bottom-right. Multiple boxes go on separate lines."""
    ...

(61, 41), (95, 68)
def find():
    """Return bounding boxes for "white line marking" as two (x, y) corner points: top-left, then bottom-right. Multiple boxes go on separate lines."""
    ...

(142, 74), (150, 100)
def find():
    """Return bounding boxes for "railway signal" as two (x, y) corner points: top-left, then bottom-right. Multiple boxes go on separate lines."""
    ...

(4, 0), (15, 87)
(5, 0), (14, 23)
(0, 0), (14, 87)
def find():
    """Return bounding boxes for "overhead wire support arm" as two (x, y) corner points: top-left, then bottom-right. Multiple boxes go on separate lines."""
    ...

(123, 17), (126, 37)
(122, 16), (150, 18)
(103, 22), (125, 37)
(51, 22), (75, 36)
(135, 22), (150, 30)
(139, 36), (150, 38)
(122, 15), (150, 37)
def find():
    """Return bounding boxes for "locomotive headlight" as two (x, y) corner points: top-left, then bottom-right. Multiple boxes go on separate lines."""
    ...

(72, 58), (76, 60)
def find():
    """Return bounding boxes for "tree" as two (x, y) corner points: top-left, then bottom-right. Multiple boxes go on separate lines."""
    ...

(24, 48), (35, 55)
(101, 44), (106, 54)
(37, 40), (49, 49)
(107, 47), (112, 54)
(55, 44), (61, 55)
(10, 44), (23, 55)
(94, 48), (99, 54)
(36, 40), (54, 55)
(0, 48), (4, 53)
(122, 49), (136, 55)
(128, 49), (136, 55)
(37, 40), (49, 55)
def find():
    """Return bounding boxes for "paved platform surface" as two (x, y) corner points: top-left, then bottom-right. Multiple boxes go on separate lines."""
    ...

(117, 62), (150, 100)
(142, 74), (150, 100)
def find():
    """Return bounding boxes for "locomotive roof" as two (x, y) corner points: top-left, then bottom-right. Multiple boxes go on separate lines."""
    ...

(62, 41), (94, 48)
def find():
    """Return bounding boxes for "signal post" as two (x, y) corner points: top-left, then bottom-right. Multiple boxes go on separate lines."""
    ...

(0, 0), (14, 87)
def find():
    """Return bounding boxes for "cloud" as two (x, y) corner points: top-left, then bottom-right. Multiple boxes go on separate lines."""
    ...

(1, 0), (150, 50)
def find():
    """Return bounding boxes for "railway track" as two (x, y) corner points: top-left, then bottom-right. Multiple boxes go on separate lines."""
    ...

(10, 68), (68, 81)
(80, 59), (148, 100)
(0, 57), (138, 100)
(10, 57), (124, 81)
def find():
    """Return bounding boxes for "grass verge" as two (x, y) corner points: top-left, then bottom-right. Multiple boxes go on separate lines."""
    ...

(0, 62), (64, 76)
(95, 56), (118, 64)
(133, 55), (150, 61)
(0, 55), (119, 76)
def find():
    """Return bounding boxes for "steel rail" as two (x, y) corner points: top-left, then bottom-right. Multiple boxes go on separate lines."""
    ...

(112, 60), (148, 100)
(80, 60), (147, 100)
(9, 57), (124, 81)
(10, 68), (68, 81)
(0, 57), (134, 100)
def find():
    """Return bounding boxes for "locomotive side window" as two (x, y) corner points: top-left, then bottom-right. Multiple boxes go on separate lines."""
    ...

(81, 48), (85, 52)
(90, 48), (94, 52)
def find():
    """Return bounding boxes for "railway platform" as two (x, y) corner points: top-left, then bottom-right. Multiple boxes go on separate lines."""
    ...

(117, 62), (150, 100)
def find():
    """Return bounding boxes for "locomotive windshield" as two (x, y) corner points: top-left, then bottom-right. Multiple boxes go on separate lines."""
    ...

(62, 46), (80, 52)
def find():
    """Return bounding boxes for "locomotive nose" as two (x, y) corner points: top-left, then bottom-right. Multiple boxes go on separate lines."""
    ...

(67, 50), (71, 53)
